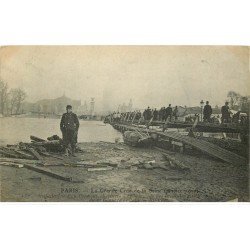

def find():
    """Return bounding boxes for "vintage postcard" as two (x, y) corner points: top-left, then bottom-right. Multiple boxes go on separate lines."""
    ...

(0, 46), (249, 202)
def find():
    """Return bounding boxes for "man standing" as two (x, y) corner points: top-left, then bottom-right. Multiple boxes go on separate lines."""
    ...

(60, 105), (79, 156)
(173, 106), (178, 121)
(221, 101), (230, 123)
(146, 106), (152, 121)
(203, 101), (212, 122)
(165, 104), (172, 122)
(153, 108), (158, 121)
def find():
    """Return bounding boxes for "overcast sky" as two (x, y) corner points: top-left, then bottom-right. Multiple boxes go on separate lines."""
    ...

(0, 46), (249, 111)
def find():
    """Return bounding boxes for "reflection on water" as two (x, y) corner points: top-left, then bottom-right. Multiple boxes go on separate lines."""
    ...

(0, 117), (123, 145)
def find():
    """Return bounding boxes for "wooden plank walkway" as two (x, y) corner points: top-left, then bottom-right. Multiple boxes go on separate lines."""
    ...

(112, 123), (247, 167)
(120, 120), (247, 133)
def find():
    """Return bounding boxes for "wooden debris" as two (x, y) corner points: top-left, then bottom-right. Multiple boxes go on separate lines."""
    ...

(143, 163), (154, 169)
(0, 148), (19, 158)
(24, 164), (72, 181)
(47, 135), (61, 141)
(0, 157), (41, 164)
(87, 166), (113, 171)
(38, 151), (65, 160)
(76, 161), (98, 167)
(96, 161), (118, 167)
(30, 135), (46, 142)
(31, 140), (61, 146)
(162, 152), (190, 171)
(0, 162), (24, 168)
(26, 147), (43, 160)
(13, 149), (34, 160)
(112, 146), (124, 151)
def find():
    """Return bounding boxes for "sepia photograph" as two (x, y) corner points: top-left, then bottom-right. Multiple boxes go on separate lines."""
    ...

(0, 46), (249, 202)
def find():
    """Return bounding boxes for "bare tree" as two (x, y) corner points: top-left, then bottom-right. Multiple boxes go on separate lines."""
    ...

(9, 89), (19, 114)
(9, 88), (27, 114)
(15, 88), (27, 114)
(0, 79), (8, 115)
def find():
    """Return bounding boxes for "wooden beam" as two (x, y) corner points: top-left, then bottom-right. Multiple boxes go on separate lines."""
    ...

(26, 147), (43, 160)
(24, 164), (72, 182)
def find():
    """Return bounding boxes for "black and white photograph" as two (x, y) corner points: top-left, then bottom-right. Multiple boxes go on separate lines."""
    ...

(0, 1), (250, 249)
(0, 46), (249, 202)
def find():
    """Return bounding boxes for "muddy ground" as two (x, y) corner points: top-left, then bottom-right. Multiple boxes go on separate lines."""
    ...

(0, 141), (249, 202)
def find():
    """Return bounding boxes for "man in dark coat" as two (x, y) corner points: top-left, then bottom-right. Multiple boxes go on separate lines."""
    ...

(153, 108), (158, 121)
(145, 107), (152, 121)
(165, 104), (173, 122)
(173, 106), (178, 121)
(221, 101), (230, 123)
(203, 101), (212, 122)
(60, 105), (79, 156)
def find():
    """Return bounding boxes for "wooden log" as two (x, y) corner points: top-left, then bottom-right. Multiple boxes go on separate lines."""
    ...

(0, 157), (41, 164)
(13, 149), (35, 160)
(87, 166), (113, 171)
(26, 147), (43, 160)
(30, 135), (46, 142)
(24, 164), (72, 181)
(31, 140), (61, 146)
(0, 148), (19, 158)
(38, 151), (65, 160)
(0, 161), (24, 168)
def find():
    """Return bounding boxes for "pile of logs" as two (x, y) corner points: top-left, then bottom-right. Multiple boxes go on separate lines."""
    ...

(0, 135), (77, 182)
(0, 135), (64, 161)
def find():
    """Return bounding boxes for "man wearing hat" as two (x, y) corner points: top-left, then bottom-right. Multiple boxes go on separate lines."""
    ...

(60, 105), (79, 156)
(221, 101), (230, 123)
(203, 101), (212, 122)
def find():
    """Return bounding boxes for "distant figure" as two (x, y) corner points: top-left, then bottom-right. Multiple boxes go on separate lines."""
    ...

(203, 101), (212, 122)
(165, 104), (172, 122)
(172, 106), (178, 121)
(145, 106), (152, 121)
(158, 107), (163, 121)
(60, 105), (79, 156)
(232, 111), (240, 124)
(221, 102), (230, 123)
(153, 108), (158, 121)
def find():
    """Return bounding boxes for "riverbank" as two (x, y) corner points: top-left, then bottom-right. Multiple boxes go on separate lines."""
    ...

(0, 117), (123, 145)
(1, 141), (248, 202)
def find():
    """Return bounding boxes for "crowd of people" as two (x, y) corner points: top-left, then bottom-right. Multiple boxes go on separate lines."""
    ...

(105, 101), (248, 125)
(105, 104), (179, 123)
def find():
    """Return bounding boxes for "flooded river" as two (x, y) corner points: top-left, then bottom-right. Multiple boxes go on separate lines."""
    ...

(0, 117), (123, 145)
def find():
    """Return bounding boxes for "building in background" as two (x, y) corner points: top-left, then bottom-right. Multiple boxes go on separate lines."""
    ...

(22, 94), (81, 115)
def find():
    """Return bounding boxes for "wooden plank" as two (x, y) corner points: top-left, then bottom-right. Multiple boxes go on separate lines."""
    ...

(13, 149), (35, 160)
(26, 147), (43, 160)
(0, 157), (41, 164)
(112, 123), (247, 166)
(0, 148), (19, 158)
(172, 141), (183, 147)
(31, 140), (61, 146)
(30, 135), (46, 142)
(24, 164), (72, 181)
(87, 166), (113, 171)
(0, 162), (24, 168)
(39, 151), (64, 160)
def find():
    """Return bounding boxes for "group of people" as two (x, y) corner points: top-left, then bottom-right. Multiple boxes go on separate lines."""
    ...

(58, 102), (247, 157)
(203, 101), (241, 124)
(143, 105), (179, 122)
(107, 101), (246, 125)
(105, 104), (179, 123)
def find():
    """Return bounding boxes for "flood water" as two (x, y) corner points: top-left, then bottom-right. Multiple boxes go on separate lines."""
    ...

(0, 117), (123, 145)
